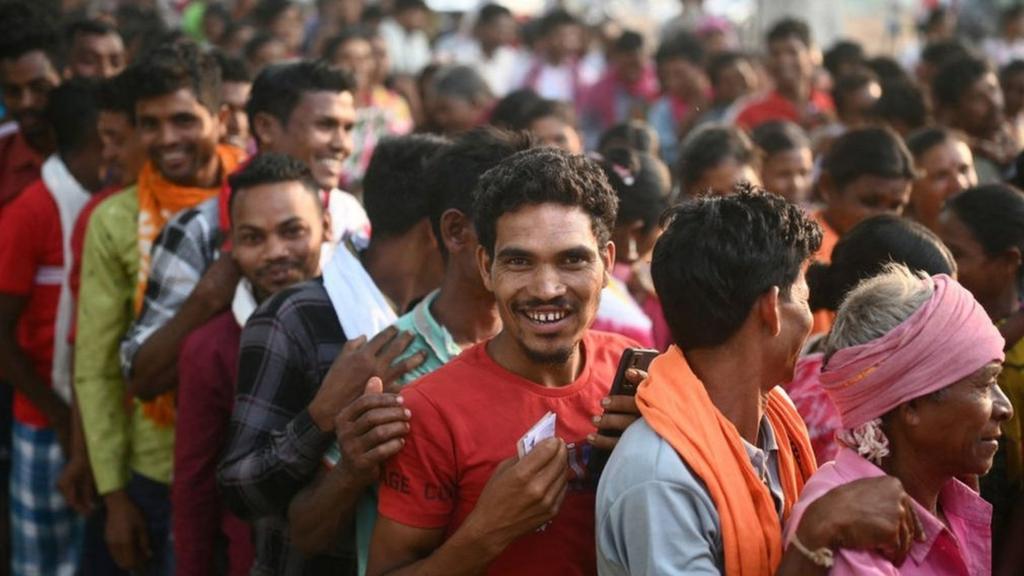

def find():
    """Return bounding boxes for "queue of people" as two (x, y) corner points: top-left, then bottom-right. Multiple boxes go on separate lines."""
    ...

(0, 1), (1022, 575)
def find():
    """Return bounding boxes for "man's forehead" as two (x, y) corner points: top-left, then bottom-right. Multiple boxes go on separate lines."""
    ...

(136, 87), (208, 116)
(1, 50), (57, 81)
(494, 203), (598, 251)
(234, 181), (320, 221)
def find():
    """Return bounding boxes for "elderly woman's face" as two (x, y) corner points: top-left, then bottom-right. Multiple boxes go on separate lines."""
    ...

(902, 362), (1012, 476)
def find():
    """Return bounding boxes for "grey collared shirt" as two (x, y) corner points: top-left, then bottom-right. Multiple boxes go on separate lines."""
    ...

(596, 417), (783, 575)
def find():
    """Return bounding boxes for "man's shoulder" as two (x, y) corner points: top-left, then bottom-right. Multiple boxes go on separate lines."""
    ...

(251, 278), (342, 338)
(167, 195), (219, 232)
(585, 330), (640, 369)
(602, 419), (699, 488)
(2, 178), (54, 218)
(91, 185), (139, 223)
(184, 310), (240, 352)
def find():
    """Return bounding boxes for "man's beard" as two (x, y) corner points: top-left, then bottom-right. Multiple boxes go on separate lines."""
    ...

(520, 341), (575, 366)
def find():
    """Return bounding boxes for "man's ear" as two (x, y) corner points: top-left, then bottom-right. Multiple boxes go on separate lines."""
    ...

(218, 104), (231, 141)
(251, 112), (280, 148)
(321, 209), (333, 245)
(476, 244), (495, 293)
(440, 209), (470, 255)
(757, 286), (782, 337)
(602, 240), (616, 287)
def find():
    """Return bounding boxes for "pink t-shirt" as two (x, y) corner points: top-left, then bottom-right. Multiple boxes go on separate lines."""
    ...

(785, 353), (842, 463)
(786, 448), (992, 576)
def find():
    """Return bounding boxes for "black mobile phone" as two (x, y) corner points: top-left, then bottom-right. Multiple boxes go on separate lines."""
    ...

(588, 348), (659, 483)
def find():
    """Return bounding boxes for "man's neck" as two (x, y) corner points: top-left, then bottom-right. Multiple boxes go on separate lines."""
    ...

(362, 237), (429, 313)
(487, 332), (584, 387)
(881, 446), (945, 518)
(684, 343), (769, 444)
(431, 270), (500, 349)
(777, 81), (810, 105)
(983, 289), (1020, 323)
(194, 155), (222, 188)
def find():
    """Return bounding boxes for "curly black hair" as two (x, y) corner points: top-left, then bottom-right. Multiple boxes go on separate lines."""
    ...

(122, 40), (222, 113)
(473, 147), (618, 256)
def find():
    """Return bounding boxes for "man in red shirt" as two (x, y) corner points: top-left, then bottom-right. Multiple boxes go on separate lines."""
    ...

(369, 148), (642, 575)
(0, 2), (62, 209)
(734, 18), (834, 133)
(0, 79), (104, 576)
(174, 154), (329, 576)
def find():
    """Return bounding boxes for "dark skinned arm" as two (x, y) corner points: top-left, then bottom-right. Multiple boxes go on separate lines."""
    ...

(128, 257), (239, 400)
(0, 294), (71, 452)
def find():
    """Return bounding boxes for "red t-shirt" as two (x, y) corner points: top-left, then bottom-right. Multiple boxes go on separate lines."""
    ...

(734, 89), (835, 132)
(0, 180), (64, 427)
(379, 330), (636, 576)
(0, 128), (45, 210)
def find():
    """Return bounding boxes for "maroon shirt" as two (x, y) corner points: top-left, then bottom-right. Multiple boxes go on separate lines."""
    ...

(174, 311), (254, 576)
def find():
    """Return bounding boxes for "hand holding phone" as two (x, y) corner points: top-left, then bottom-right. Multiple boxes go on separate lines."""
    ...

(587, 348), (658, 482)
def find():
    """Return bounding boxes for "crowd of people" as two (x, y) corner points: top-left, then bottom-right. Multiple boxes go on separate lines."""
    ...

(0, 0), (1023, 575)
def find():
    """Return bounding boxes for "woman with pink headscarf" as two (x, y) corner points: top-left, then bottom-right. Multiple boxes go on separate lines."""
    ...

(784, 264), (1013, 575)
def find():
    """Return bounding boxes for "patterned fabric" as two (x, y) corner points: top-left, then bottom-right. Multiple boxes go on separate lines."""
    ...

(341, 87), (413, 190)
(785, 352), (841, 463)
(218, 278), (356, 575)
(10, 422), (83, 576)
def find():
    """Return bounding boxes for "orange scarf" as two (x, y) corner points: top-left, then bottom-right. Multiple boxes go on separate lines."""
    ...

(134, 144), (245, 426)
(635, 347), (817, 576)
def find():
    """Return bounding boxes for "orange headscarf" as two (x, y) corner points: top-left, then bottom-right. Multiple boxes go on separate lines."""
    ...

(133, 144), (245, 426)
(635, 347), (817, 576)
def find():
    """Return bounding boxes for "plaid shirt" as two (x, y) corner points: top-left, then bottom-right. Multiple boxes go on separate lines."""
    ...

(119, 197), (220, 377)
(217, 278), (356, 575)
(119, 190), (369, 378)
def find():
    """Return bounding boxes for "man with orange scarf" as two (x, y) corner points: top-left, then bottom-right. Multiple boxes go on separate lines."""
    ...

(74, 41), (244, 574)
(596, 185), (926, 575)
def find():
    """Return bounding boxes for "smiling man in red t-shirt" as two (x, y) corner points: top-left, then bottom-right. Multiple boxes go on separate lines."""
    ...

(368, 147), (640, 576)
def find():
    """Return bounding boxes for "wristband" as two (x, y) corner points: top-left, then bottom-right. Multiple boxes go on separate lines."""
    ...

(789, 533), (835, 568)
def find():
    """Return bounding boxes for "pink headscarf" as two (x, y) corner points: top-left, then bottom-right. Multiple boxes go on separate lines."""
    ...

(820, 274), (1004, 429)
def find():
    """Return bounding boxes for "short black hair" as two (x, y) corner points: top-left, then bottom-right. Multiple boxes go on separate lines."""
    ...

(921, 39), (973, 70)
(63, 17), (120, 50)
(363, 134), (451, 238)
(0, 1), (59, 64)
(123, 39), (222, 113)
(751, 120), (809, 157)
(1001, 59), (1024, 84)
(473, 147), (618, 256)
(832, 69), (878, 116)
(766, 17), (811, 48)
(432, 64), (493, 104)
(243, 33), (280, 64)
(651, 182), (822, 349)
(821, 127), (915, 190)
(597, 121), (659, 156)
(656, 32), (704, 67)
(597, 147), (670, 232)
(677, 124), (756, 194)
(866, 56), (911, 84)
(538, 8), (579, 38)
(873, 79), (928, 131)
(905, 126), (957, 160)
(228, 152), (321, 216)
(612, 30), (644, 54)
(246, 60), (354, 141)
(932, 56), (992, 110)
(214, 51), (252, 83)
(823, 40), (865, 78)
(322, 28), (372, 62)
(97, 72), (135, 120)
(425, 127), (533, 257)
(807, 214), (954, 311)
(946, 184), (1024, 258)
(478, 3), (512, 26)
(515, 97), (576, 130)
(489, 88), (542, 128)
(47, 77), (100, 156)
(394, 0), (429, 13)
(250, 0), (296, 27)
(707, 51), (749, 87)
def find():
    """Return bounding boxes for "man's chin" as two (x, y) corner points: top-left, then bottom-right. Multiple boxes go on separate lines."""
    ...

(521, 341), (575, 366)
